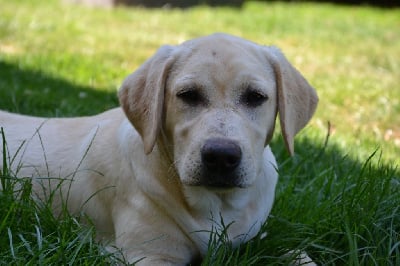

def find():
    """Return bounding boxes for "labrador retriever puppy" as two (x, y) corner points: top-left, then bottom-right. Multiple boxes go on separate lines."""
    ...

(0, 33), (318, 265)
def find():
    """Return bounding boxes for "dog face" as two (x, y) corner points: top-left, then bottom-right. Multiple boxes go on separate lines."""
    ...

(163, 36), (278, 188)
(119, 33), (318, 190)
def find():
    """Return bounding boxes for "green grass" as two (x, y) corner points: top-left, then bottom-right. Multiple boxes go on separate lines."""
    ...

(0, 0), (399, 264)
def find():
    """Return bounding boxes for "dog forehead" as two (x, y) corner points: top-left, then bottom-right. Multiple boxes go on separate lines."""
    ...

(171, 34), (269, 84)
(181, 33), (261, 59)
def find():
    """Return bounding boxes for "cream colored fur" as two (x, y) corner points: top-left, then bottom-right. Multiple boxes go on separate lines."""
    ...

(0, 33), (318, 265)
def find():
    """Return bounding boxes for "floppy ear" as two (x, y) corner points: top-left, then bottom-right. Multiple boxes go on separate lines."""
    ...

(119, 45), (175, 154)
(265, 47), (318, 156)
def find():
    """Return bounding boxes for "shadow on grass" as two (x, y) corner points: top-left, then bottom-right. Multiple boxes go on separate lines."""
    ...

(0, 61), (119, 117)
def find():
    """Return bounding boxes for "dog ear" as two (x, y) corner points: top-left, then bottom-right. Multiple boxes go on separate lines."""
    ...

(265, 47), (318, 155)
(119, 45), (175, 154)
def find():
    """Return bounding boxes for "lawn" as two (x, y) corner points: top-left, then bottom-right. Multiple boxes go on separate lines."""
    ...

(0, 0), (399, 264)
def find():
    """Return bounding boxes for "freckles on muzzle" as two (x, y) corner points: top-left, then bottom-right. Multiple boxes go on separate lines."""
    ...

(199, 138), (245, 188)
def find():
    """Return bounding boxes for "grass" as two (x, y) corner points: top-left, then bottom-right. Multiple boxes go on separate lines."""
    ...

(0, 0), (399, 264)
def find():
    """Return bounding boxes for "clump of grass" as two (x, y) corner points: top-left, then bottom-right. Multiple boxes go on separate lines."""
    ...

(272, 147), (399, 265)
(0, 128), (125, 265)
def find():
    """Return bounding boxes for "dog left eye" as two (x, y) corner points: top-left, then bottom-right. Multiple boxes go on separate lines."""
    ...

(241, 89), (268, 107)
(176, 89), (204, 106)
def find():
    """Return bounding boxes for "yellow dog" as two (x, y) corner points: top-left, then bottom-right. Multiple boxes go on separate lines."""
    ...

(0, 33), (318, 265)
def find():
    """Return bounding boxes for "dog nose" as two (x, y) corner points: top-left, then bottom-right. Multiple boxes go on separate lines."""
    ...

(201, 138), (242, 174)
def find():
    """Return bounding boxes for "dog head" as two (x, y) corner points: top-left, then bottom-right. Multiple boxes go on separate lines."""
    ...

(119, 33), (318, 189)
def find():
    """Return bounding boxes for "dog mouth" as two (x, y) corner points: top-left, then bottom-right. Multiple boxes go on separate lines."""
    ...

(206, 182), (240, 189)
(182, 173), (248, 190)
(203, 175), (246, 188)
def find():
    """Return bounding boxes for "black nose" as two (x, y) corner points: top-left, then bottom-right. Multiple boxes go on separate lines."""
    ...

(201, 138), (242, 174)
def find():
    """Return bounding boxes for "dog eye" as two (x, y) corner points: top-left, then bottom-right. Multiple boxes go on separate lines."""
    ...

(176, 89), (204, 106)
(242, 89), (268, 107)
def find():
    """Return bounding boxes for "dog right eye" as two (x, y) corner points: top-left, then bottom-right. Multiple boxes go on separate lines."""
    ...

(241, 88), (269, 108)
(176, 89), (204, 106)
